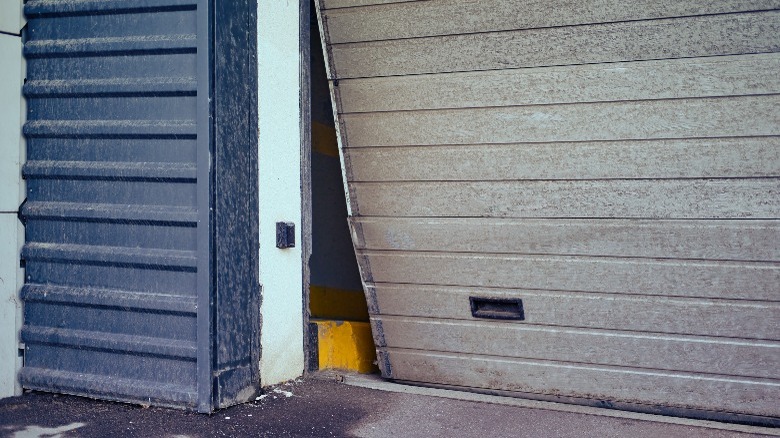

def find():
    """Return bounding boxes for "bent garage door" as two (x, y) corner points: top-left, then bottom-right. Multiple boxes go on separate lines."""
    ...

(19, 0), (259, 412)
(316, 0), (780, 424)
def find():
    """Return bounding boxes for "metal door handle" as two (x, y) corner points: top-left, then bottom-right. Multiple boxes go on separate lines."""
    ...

(469, 297), (525, 320)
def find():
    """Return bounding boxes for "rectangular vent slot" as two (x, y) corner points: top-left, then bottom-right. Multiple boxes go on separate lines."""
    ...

(469, 297), (525, 321)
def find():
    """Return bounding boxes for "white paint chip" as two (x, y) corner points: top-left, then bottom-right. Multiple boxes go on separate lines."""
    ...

(11, 422), (85, 438)
(273, 388), (293, 398)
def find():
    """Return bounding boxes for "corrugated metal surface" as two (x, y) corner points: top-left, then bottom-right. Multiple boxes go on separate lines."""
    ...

(316, 0), (780, 424)
(19, 0), (260, 411)
(20, 0), (202, 408)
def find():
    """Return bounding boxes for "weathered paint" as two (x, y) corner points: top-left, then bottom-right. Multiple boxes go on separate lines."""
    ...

(0, 215), (22, 399)
(257, 0), (305, 386)
(377, 316), (779, 378)
(0, 32), (22, 213)
(19, 1), (260, 411)
(323, 0), (780, 43)
(0, 28), (23, 399)
(336, 54), (780, 113)
(342, 96), (779, 146)
(328, 12), (780, 79)
(352, 218), (780, 262)
(20, 3), (205, 407)
(0, 0), (23, 35)
(315, 320), (378, 374)
(347, 138), (780, 181)
(317, 0), (780, 423)
(352, 179), (779, 219)
(387, 349), (779, 418)
(367, 285), (780, 341)
(321, 0), (411, 9)
(360, 252), (779, 301)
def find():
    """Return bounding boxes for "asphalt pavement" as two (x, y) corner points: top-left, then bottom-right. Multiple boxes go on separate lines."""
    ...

(0, 373), (777, 437)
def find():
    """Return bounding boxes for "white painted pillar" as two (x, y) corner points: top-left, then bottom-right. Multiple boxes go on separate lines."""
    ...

(257, 0), (305, 385)
(0, 0), (25, 399)
(0, 0), (22, 34)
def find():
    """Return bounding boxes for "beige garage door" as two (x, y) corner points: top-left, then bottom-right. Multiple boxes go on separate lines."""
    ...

(316, 0), (780, 424)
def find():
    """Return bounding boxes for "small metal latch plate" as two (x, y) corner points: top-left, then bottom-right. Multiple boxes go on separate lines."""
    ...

(276, 222), (295, 249)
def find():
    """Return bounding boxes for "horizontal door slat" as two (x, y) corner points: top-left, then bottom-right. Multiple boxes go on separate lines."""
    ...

(377, 316), (780, 378)
(329, 11), (780, 78)
(22, 242), (198, 270)
(351, 179), (780, 219)
(19, 367), (197, 407)
(359, 251), (780, 300)
(337, 54), (780, 113)
(341, 95), (780, 146)
(24, 120), (197, 138)
(21, 284), (197, 314)
(25, 0), (197, 16)
(24, 300), (196, 340)
(24, 34), (197, 57)
(24, 77), (197, 97)
(346, 138), (780, 181)
(322, 0), (414, 9)
(352, 218), (780, 262)
(368, 285), (780, 340)
(21, 201), (198, 224)
(26, 261), (196, 294)
(21, 326), (197, 360)
(23, 160), (197, 181)
(325, 0), (780, 44)
(384, 349), (780, 418)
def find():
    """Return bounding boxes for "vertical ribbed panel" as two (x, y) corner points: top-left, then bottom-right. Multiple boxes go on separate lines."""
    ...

(20, 1), (203, 409)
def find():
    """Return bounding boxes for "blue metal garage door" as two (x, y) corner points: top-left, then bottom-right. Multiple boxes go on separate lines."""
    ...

(18, 0), (259, 412)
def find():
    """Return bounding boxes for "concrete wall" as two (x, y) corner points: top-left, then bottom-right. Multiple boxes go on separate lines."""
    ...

(257, 0), (306, 386)
(0, 0), (22, 35)
(0, 0), (24, 399)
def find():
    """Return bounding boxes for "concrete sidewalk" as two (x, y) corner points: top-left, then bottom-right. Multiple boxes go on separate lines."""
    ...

(0, 373), (776, 437)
